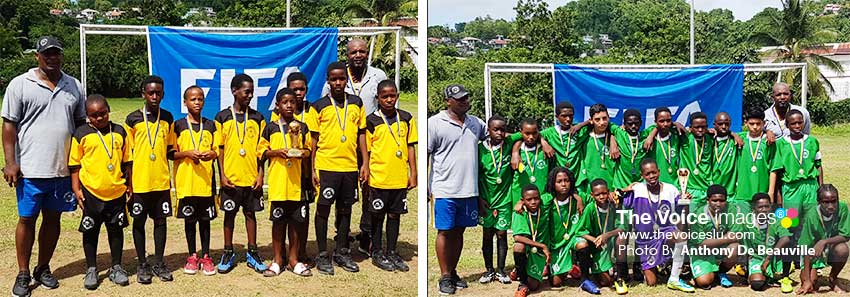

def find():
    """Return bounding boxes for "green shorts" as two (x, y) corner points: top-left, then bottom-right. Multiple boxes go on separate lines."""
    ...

(809, 244), (846, 270)
(728, 198), (752, 213)
(591, 240), (614, 274)
(526, 247), (548, 281)
(748, 256), (782, 279)
(551, 237), (586, 276)
(781, 179), (818, 217)
(480, 205), (511, 231)
(690, 254), (720, 279)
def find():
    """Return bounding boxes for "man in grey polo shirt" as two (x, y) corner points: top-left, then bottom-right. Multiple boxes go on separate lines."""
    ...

(428, 84), (487, 295)
(2, 36), (86, 297)
(764, 82), (812, 138)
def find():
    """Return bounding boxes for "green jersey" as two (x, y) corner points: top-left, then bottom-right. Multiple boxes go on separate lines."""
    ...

(511, 143), (551, 205)
(741, 219), (792, 254)
(771, 135), (822, 183)
(576, 130), (615, 186)
(478, 138), (515, 210)
(646, 125), (683, 184)
(549, 197), (584, 249)
(735, 133), (774, 201)
(612, 125), (649, 190)
(540, 125), (589, 175)
(679, 133), (714, 191)
(512, 205), (552, 246)
(688, 203), (743, 247)
(798, 202), (850, 247)
(578, 201), (623, 237)
(709, 135), (739, 196)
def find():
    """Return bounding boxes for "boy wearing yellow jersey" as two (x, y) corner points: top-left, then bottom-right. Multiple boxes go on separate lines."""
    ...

(170, 86), (220, 276)
(124, 76), (175, 283)
(215, 74), (268, 274)
(284, 72), (316, 264)
(360, 80), (416, 272)
(70, 95), (133, 290)
(260, 88), (313, 277)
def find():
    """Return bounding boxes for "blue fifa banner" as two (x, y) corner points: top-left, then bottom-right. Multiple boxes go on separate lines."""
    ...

(553, 64), (744, 130)
(148, 26), (338, 120)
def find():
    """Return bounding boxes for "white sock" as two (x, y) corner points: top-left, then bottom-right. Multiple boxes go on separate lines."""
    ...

(669, 242), (685, 283)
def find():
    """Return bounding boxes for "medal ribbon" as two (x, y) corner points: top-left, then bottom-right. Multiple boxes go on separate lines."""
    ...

(555, 199), (574, 234)
(230, 106), (248, 147)
(488, 140), (504, 176)
(693, 136), (705, 165)
(276, 118), (290, 150)
(714, 137), (731, 163)
(522, 144), (539, 177)
(187, 117), (204, 151)
(331, 96), (350, 136)
(789, 138), (805, 172)
(93, 124), (115, 162)
(347, 66), (367, 97)
(749, 135), (762, 164)
(597, 204), (611, 233)
(658, 136), (673, 167)
(593, 132), (608, 165)
(558, 127), (573, 153)
(525, 207), (541, 242)
(142, 106), (161, 152)
(629, 135), (639, 164)
(378, 110), (402, 149)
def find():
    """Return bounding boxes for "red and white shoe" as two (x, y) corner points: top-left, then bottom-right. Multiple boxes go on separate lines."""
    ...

(568, 264), (582, 279)
(201, 254), (217, 276)
(184, 253), (199, 274)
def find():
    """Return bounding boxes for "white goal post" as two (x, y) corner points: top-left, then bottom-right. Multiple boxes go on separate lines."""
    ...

(483, 62), (808, 121)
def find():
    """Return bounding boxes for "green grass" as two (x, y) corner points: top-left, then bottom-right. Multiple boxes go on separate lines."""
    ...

(0, 94), (419, 296)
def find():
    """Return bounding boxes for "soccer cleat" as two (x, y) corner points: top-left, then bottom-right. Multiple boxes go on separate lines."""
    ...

(184, 254), (199, 275)
(568, 264), (582, 279)
(371, 250), (395, 272)
(509, 268), (518, 281)
(217, 250), (236, 274)
(496, 271), (512, 284)
(12, 271), (31, 297)
(734, 264), (747, 277)
(451, 272), (468, 289)
(136, 263), (153, 284)
(200, 254), (217, 276)
(581, 279), (602, 294)
(388, 251), (409, 272)
(333, 249), (360, 273)
(614, 278), (629, 295)
(479, 270), (495, 284)
(514, 285), (529, 297)
(718, 273), (732, 288)
(33, 265), (59, 289)
(83, 267), (98, 290)
(316, 251), (334, 275)
(667, 279), (695, 293)
(107, 264), (130, 286)
(152, 262), (173, 281)
(246, 251), (268, 273)
(779, 277), (793, 293)
(438, 275), (456, 295)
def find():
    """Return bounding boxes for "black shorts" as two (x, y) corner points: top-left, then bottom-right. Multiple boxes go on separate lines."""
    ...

(368, 188), (408, 214)
(268, 201), (309, 224)
(128, 190), (172, 219)
(220, 186), (264, 213)
(78, 187), (128, 232)
(176, 196), (217, 221)
(302, 179), (317, 203)
(317, 171), (358, 206)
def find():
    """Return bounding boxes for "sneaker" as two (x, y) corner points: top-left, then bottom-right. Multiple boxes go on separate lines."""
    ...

(107, 264), (129, 286)
(388, 251), (409, 272)
(734, 264), (747, 277)
(200, 254), (217, 276)
(614, 278), (629, 295)
(514, 285), (529, 297)
(83, 267), (98, 290)
(33, 265), (58, 289)
(333, 249), (360, 272)
(246, 250), (268, 273)
(217, 250), (236, 274)
(718, 273), (732, 288)
(667, 279), (695, 293)
(479, 270), (495, 284)
(371, 250), (395, 271)
(568, 264), (582, 279)
(495, 271), (512, 284)
(451, 272), (468, 289)
(631, 263), (644, 282)
(581, 279), (602, 294)
(136, 263), (153, 284)
(152, 262), (173, 281)
(316, 251), (334, 275)
(438, 275), (456, 295)
(184, 254), (199, 275)
(779, 277), (793, 293)
(509, 268), (518, 281)
(12, 271), (31, 297)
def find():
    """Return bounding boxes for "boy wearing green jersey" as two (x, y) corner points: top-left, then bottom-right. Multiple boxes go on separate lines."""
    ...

(511, 185), (551, 297)
(734, 109), (775, 211)
(576, 104), (617, 204)
(510, 118), (553, 207)
(689, 185), (744, 289)
(742, 193), (792, 293)
(612, 109), (649, 190)
(477, 116), (514, 284)
(579, 179), (627, 293)
(539, 102), (591, 175)
(709, 112), (742, 200)
(642, 107), (684, 185)
(797, 184), (850, 295)
(678, 112), (714, 209)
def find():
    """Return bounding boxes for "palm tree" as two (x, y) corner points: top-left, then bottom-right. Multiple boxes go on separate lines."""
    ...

(753, 0), (843, 98)
(344, 0), (417, 70)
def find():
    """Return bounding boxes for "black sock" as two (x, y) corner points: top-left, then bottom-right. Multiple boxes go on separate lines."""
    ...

(514, 251), (529, 285)
(782, 261), (791, 277)
(83, 222), (102, 268)
(132, 216), (147, 263)
(199, 220), (211, 256)
(185, 221), (197, 255)
(315, 205), (330, 252)
(371, 213), (385, 252)
(154, 220), (167, 263)
(496, 234), (507, 273)
(482, 229), (494, 271)
(107, 226), (124, 266)
(386, 216), (400, 252)
(336, 206), (351, 251)
(616, 262), (629, 280)
(577, 248), (592, 280)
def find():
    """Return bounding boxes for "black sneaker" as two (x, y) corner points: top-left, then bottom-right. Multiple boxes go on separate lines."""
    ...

(371, 250), (394, 271)
(388, 251), (409, 272)
(316, 251), (334, 275)
(12, 271), (31, 297)
(151, 262), (174, 281)
(33, 265), (58, 289)
(83, 267), (98, 290)
(107, 264), (129, 286)
(451, 272), (468, 289)
(438, 275), (456, 295)
(333, 248), (360, 273)
(137, 263), (153, 284)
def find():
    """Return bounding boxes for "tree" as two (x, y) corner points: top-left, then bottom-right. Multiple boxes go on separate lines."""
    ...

(462, 16), (512, 40)
(344, 0), (417, 89)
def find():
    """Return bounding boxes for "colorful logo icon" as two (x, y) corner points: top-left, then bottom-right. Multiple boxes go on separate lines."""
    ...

(776, 207), (799, 229)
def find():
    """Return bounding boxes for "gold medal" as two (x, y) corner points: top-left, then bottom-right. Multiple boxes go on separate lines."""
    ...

(668, 168), (673, 174)
(693, 169), (699, 175)
(239, 148), (247, 156)
(601, 163), (606, 169)
(751, 165), (758, 173)
(141, 106), (162, 163)
(149, 153), (156, 161)
(230, 106), (249, 158)
(107, 163), (114, 172)
(396, 150), (402, 158)
(531, 247), (538, 254)
(496, 177), (502, 184)
(563, 233), (570, 241)
(530, 176), (536, 183)
(799, 168), (804, 175)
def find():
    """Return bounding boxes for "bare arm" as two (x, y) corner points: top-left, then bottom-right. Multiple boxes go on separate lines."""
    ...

(2, 120), (20, 187)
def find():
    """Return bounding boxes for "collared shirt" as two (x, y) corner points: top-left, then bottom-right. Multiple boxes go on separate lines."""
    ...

(322, 66), (388, 115)
(427, 110), (486, 198)
(764, 103), (812, 137)
(1, 68), (86, 178)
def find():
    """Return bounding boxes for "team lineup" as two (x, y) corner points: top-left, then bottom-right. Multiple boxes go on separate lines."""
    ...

(427, 83), (849, 296)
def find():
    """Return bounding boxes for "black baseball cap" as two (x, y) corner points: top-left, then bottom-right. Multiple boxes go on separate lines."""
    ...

(444, 84), (469, 100)
(36, 36), (63, 53)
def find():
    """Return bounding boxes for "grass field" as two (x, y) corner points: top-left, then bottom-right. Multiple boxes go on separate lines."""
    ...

(427, 124), (850, 296)
(0, 93), (419, 296)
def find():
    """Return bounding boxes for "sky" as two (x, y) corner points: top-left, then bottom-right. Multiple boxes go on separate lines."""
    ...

(428, 0), (782, 26)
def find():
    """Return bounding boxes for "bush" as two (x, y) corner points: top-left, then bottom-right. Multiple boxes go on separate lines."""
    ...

(808, 97), (850, 126)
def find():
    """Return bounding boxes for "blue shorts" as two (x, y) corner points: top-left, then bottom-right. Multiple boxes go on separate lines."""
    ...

(434, 197), (478, 230)
(16, 177), (76, 217)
